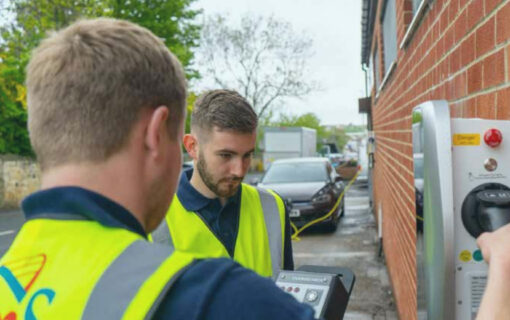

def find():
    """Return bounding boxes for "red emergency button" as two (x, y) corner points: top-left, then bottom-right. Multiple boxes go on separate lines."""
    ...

(484, 128), (503, 147)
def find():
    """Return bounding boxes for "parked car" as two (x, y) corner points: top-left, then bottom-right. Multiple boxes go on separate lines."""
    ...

(258, 157), (345, 232)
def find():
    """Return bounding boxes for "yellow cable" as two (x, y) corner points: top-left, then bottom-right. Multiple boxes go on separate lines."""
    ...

(290, 170), (361, 241)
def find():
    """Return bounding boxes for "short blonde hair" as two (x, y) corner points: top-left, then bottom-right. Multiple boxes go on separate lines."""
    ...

(26, 18), (186, 170)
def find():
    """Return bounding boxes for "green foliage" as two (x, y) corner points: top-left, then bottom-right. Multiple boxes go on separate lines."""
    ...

(343, 123), (365, 133)
(185, 91), (197, 134)
(0, 0), (201, 156)
(0, 51), (33, 156)
(275, 113), (324, 136)
(107, 0), (201, 78)
(322, 126), (349, 152)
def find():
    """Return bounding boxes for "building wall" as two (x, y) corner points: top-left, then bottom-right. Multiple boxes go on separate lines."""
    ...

(369, 0), (510, 318)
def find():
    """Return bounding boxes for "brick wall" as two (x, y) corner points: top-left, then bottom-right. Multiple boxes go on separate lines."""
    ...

(369, 0), (510, 318)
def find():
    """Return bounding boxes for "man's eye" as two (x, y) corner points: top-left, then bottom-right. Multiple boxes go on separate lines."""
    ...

(219, 153), (232, 159)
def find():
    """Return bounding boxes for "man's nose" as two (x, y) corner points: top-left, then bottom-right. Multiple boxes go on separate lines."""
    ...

(230, 158), (246, 177)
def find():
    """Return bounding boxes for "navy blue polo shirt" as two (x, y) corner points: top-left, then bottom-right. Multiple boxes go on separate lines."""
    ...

(20, 187), (316, 320)
(178, 169), (294, 270)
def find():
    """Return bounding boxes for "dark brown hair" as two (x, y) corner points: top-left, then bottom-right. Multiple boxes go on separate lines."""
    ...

(191, 90), (257, 136)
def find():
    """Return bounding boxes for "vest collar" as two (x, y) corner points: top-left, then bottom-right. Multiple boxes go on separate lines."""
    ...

(22, 186), (147, 238)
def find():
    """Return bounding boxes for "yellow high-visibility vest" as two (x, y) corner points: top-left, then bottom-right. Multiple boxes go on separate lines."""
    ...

(0, 216), (195, 320)
(151, 183), (286, 278)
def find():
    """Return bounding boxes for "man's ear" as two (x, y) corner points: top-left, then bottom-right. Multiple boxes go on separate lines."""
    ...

(145, 106), (169, 157)
(183, 133), (198, 160)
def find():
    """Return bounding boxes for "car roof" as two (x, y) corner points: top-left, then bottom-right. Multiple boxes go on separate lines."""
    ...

(271, 157), (330, 165)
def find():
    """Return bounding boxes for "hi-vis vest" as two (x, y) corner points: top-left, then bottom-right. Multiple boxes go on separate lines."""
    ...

(0, 214), (195, 320)
(151, 184), (286, 278)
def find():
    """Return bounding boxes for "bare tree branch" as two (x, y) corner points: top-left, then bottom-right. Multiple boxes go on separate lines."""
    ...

(195, 13), (318, 120)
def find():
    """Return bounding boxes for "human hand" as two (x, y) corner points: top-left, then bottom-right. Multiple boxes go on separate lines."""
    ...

(476, 223), (510, 319)
(477, 223), (510, 270)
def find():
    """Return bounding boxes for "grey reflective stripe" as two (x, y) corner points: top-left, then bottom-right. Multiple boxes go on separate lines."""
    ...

(257, 188), (282, 279)
(151, 219), (174, 250)
(82, 240), (174, 320)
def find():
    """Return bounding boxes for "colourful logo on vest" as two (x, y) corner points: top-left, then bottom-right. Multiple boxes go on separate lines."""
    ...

(0, 254), (56, 320)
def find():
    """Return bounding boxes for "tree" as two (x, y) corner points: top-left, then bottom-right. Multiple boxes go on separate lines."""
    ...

(196, 14), (318, 120)
(0, 0), (201, 156)
(108, 0), (201, 78)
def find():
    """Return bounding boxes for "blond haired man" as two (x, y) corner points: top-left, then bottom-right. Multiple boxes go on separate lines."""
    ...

(0, 18), (315, 319)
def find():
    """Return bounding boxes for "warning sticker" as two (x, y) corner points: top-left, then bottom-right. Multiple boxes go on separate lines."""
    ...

(453, 134), (481, 146)
(459, 250), (472, 262)
(470, 274), (487, 319)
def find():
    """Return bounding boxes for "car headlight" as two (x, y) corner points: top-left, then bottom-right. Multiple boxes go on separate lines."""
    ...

(311, 188), (332, 205)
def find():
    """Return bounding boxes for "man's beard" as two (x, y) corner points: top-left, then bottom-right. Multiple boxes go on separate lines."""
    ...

(197, 153), (243, 198)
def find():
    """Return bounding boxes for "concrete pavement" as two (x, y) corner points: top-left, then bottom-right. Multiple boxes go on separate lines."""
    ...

(0, 209), (24, 256)
(292, 184), (397, 320)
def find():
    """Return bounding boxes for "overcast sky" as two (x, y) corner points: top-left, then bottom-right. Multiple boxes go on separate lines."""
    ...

(192, 0), (366, 126)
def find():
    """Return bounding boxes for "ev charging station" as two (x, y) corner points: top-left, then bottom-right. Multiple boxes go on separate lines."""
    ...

(413, 101), (510, 320)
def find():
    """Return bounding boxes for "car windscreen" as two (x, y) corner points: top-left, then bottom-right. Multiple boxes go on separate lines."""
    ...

(262, 162), (328, 183)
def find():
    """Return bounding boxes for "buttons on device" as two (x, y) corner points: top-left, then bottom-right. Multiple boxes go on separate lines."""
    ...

(305, 290), (319, 302)
(484, 128), (503, 148)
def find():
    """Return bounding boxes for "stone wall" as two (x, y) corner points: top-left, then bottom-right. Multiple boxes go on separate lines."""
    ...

(0, 156), (40, 209)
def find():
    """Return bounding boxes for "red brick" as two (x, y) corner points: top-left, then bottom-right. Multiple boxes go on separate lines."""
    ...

(507, 45), (510, 82)
(440, 8), (449, 33)
(461, 33), (476, 65)
(441, 59), (449, 80)
(444, 27), (455, 52)
(496, 87), (510, 119)
(485, 0), (503, 14)
(467, 0), (485, 31)
(451, 102), (464, 117)
(404, 11), (413, 26)
(477, 93), (497, 119)
(463, 97), (478, 117)
(450, 0), (460, 20)
(404, 0), (413, 11)
(476, 16), (495, 58)
(483, 49), (505, 89)
(450, 46), (462, 74)
(456, 71), (468, 97)
(459, 0), (470, 11)
(467, 61), (483, 93)
(455, 10), (468, 42)
(496, 1), (510, 44)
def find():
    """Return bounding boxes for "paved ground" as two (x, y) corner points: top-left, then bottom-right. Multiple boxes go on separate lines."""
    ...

(292, 184), (397, 320)
(0, 209), (24, 256)
(0, 180), (397, 319)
